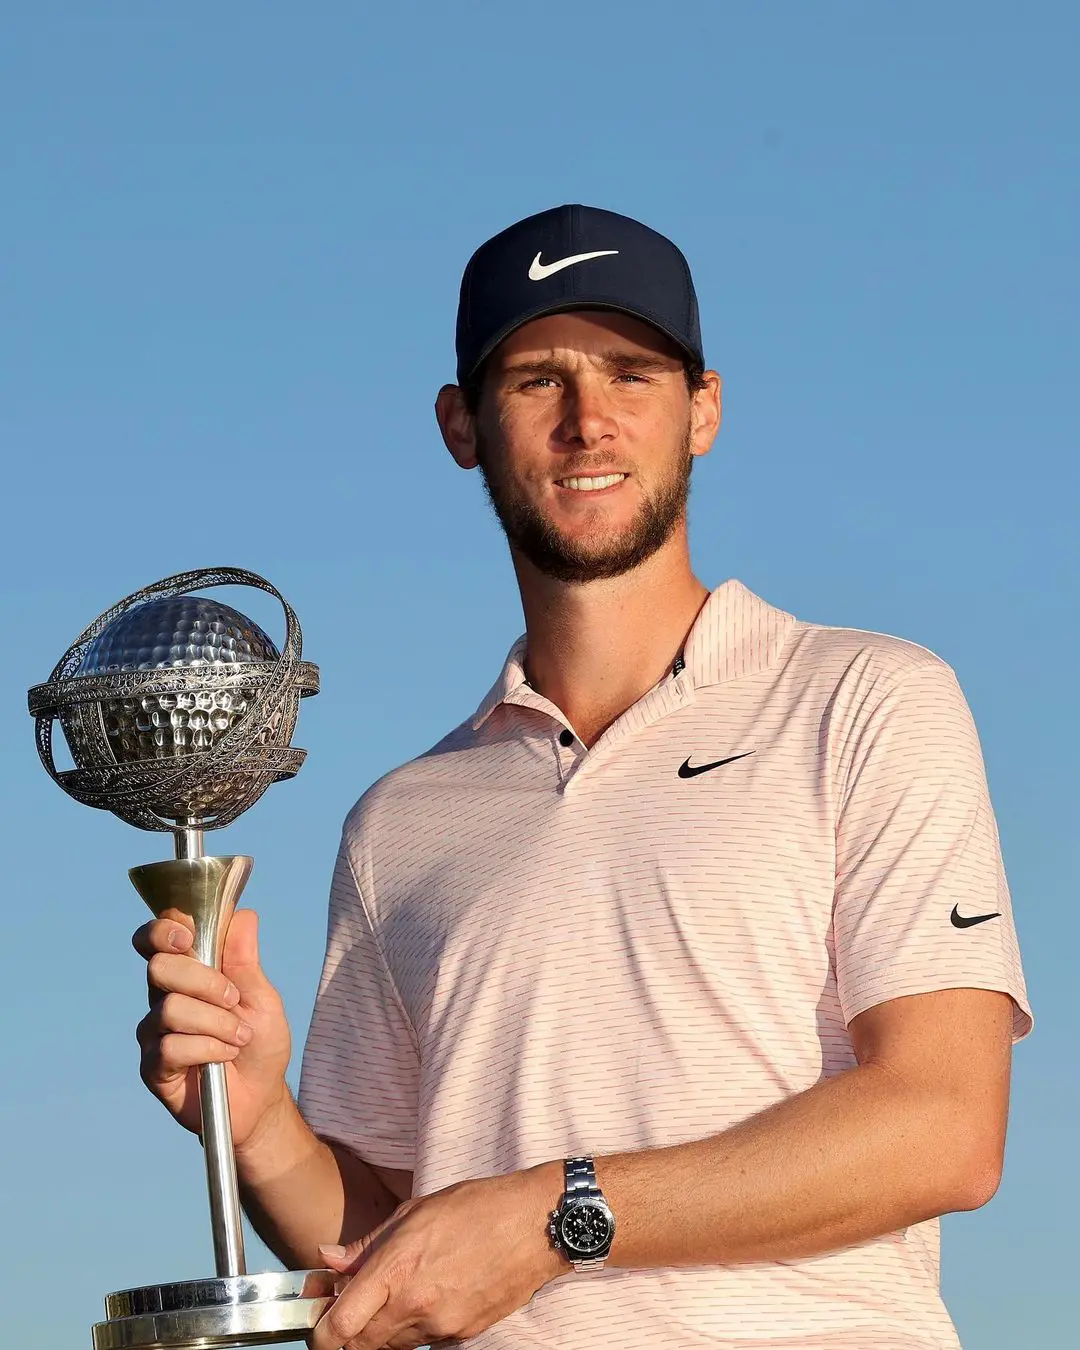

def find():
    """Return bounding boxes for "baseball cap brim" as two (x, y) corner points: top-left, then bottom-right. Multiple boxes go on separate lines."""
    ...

(464, 299), (703, 384)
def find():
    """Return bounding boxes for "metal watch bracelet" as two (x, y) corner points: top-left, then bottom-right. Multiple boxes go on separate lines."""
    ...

(551, 1156), (615, 1272)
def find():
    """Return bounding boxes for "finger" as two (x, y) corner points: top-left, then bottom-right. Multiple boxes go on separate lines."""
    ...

(132, 916), (194, 959)
(368, 1315), (463, 1350)
(356, 1309), (423, 1350)
(140, 993), (253, 1048)
(146, 952), (241, 1010)
(309, 1277), (390, 1350)
(318, 1245), (355, 1272)
(318, 1215), (396, 1276)
(143, 1032), (242, 1074)
(336, 1201), (414, 1264)
(319, 1238), (378, 1275)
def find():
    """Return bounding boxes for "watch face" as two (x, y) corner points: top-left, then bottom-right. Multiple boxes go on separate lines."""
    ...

(559, 1199), (613, 1255)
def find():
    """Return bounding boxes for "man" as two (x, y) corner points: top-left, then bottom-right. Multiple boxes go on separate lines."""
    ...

(135, 205), (1031, 1350)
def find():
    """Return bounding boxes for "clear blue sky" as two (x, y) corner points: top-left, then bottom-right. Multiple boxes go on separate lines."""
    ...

(1, 4), (1076, 1347)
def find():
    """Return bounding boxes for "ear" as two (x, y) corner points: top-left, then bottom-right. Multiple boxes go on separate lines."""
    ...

(435, 384), (479, 470)
(689, 371), (722, 460)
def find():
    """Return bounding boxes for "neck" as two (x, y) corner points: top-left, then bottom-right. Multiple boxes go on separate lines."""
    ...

(512, 530), (709, 747)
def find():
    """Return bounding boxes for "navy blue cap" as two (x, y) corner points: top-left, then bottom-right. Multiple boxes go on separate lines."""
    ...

(455, 204), (703, 384)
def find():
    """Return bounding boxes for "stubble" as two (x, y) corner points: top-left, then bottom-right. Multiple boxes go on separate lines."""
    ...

(474, 425), (694, 585)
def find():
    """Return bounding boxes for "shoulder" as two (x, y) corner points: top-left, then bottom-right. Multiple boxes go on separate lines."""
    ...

(341, 715), (481, 853)
(776, 620), (991, 814)
(783, 616), (959, 699)
(777, 619), (980, 769)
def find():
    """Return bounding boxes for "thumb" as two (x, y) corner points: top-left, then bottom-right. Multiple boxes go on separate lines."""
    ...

(221, 909), (273, 998)
(318, 1240), (368, 1274)
(318, 1210), (400, 1274)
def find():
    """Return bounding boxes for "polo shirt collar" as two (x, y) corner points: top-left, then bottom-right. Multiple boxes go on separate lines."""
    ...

(683, 578), (797, 689)
(471, 635), (530, 729)
(471, 580), (796, 730)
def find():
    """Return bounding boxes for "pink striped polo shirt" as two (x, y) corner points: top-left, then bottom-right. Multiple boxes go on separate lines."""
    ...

(299, 579), (1031, 1350)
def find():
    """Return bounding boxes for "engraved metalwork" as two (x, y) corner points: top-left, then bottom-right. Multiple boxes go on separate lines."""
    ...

(28, 566), (319, 833)
(29, 568), (329, 1348)
(93, 1271), (336, 1349)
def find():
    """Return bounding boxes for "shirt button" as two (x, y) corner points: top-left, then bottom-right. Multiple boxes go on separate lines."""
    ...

(559, 729), (574, 748)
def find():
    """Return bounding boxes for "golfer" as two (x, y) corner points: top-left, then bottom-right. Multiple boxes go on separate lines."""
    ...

(134, 205), (1031, 1350)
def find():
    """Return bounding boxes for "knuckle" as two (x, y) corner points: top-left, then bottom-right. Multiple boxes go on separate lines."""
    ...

(157, 1033), (179, 1065)
(412, 1285), (439, 1320)
(134, 1012), (155, 1048)
(138, 1047), (159, 1085)
(322, 1306), (353, 1344)
(158, 1033), (193, 1067)
(146, 952), (172, 989)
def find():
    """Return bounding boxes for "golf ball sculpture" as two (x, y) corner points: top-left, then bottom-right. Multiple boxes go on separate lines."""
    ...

(29, 567), (319, 833)
(28, 567), (332, 1350)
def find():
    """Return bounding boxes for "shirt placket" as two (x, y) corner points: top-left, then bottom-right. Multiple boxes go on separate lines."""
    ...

(499, 670), (695, 791)
(560, 672), (694, 792)
(553, 723), (585, 787)
(499, 687), (582, 787)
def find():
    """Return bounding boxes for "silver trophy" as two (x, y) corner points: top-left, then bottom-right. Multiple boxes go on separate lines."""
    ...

(28, 567), (333, 1349)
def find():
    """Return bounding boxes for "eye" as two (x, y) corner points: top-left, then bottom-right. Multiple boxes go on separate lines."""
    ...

(521, 376), (559, 390)
(614, 372), (649, 384)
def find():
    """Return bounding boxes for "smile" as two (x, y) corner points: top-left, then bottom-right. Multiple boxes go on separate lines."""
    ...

(557, 474), (627, 492)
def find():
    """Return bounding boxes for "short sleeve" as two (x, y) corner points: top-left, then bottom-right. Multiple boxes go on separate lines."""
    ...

(297, 837), (420, 1170)
(833, 661), (1032, 1040)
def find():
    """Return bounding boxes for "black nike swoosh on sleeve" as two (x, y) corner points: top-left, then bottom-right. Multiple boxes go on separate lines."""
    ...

(950, 905), (1002, 929)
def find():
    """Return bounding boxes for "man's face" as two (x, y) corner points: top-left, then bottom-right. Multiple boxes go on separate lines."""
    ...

(442, 311), (720, 584)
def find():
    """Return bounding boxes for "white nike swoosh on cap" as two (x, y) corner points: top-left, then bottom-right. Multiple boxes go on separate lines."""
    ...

(528, 249), (619, 281)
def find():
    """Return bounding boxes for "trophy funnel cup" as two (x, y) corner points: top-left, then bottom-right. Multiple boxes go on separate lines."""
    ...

(28, 567), (333, 1349)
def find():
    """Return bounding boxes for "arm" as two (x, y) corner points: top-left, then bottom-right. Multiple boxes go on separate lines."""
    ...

(310, 663), (1028, 1346)
(233, 1091), (412, 1270)
(576, 985), (1012, 1267)
(134, 906), (411, 1271)
(310, 985), (1014, 1349)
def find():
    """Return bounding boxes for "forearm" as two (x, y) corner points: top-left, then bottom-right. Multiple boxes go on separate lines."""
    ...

(534, 1059), (1000, 1271)
(234, 1090), (398, 1270)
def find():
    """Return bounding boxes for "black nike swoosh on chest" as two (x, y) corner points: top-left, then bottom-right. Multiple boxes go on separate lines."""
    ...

(677, 751), (755, 778)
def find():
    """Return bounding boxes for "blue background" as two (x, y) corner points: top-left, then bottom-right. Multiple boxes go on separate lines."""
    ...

(1, 4), (1076, 1346)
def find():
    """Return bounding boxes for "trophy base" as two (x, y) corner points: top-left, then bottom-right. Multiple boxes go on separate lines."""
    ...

(91, 1270), (335, 1349)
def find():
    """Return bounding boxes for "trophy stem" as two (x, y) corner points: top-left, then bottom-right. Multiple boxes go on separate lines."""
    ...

(176, 818), (205, 861)
(130, 845), (254, 1280)
(200, 1066), (248, 1277)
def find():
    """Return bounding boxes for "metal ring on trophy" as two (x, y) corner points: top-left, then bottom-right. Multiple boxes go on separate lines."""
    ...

(92, 1269), (336, 1349)
(103, 1270), (337, 1319)
(28, 567), (320, 833)
(92, 1270), (336, 1349)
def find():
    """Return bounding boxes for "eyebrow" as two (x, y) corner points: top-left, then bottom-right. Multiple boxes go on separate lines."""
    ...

(499, 349), (677, 379)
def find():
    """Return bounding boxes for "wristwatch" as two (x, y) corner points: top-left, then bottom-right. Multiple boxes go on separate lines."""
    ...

(548, 1157), (616, 1271)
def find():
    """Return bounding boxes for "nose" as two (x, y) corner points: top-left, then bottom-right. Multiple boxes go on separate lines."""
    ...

(555, 377), (619, 449)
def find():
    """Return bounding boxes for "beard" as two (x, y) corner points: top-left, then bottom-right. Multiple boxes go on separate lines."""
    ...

(474, 425), (693, 584)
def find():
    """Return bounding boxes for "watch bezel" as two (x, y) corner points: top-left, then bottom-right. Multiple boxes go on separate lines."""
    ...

(554, 1194), (616, 1258)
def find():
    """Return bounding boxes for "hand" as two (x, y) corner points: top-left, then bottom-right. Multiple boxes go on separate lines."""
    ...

(133, 907), (292, 1148)
(310, 1165), (565, 1350)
